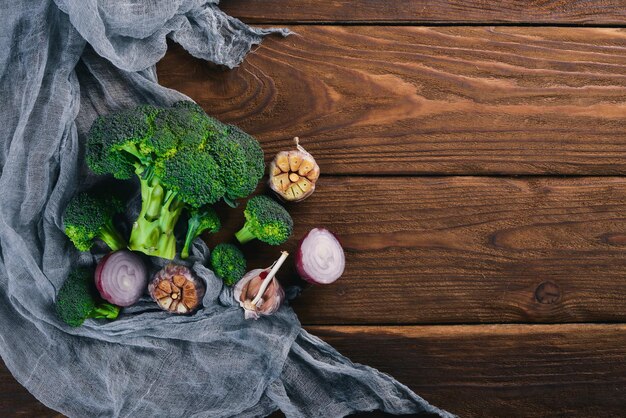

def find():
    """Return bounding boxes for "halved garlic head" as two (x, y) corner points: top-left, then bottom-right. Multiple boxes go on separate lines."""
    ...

(269, 137), (319, 202)
(149, 264), (205, 314)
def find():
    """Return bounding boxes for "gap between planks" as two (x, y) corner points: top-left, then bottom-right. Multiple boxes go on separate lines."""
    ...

(220, 0), (626, 26)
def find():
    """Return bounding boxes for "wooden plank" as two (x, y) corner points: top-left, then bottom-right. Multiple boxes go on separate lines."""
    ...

(0, 362), (61, 417)
(157, 27), (626, 175)
(309, 324), (626, 418)
(5, 324), (625, 417)
(204, 176), (626, 325)
(220, 0), (626, 25)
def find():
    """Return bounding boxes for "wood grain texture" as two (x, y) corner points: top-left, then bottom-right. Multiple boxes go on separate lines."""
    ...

(220, 0), (626, 25)
(157, 27), (626, 175)
(6, 324), (625, 417)
(204, 176), (626, 325)
(310, 324), (626, 418)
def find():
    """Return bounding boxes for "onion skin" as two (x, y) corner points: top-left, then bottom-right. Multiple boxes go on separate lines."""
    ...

(296, 228), (345, 285)
(95, 250), (148, 307)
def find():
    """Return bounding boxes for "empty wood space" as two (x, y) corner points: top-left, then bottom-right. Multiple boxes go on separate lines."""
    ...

(6, 1), (626, 417)
(159, 28), (626, 175)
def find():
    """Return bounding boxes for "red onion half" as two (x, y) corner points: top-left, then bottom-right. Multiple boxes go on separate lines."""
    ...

(296, 228), (345, 285)
(95, 250), (148, 307)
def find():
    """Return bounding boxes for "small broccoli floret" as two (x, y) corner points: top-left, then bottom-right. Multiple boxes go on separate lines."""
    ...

(55, 267), (120, 327)
(211, 125), (265, 203)
(211, 243), (246, 286)
(235, 195), (293, 245)
(181, 207), (221, 259)
(64, 191), (126, 251)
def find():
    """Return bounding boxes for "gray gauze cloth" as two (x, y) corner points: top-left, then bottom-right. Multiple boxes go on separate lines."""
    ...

(0, 1), (454, 417)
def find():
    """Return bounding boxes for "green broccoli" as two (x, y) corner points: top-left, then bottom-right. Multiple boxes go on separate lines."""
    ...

(235, 195), (293, 245)
(181, 206), (221, 259)
(63, 191), (126, 251)
(211, 125), (265, 205)
(55, 267), (120, 327)
(210, 243), (246, 286)
(86, 101), (264, 259)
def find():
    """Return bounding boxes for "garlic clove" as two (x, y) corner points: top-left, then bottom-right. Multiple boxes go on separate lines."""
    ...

(158, 280), (172, 293)
(271, 165), (283, 176)
(305, 164), (320, 182)
(275, 152), (290, 172)
(272, 172), (291, 192)
(159, 297), (173, 310)
(297, 157), (315, 177)
(269, 138), (319, 202)
(289, 152), (303, 171)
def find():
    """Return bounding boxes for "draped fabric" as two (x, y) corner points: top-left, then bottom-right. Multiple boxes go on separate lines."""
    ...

(0, 1), (453, 417)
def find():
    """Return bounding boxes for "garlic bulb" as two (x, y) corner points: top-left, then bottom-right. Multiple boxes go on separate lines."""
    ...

(269, 138), (319, 202)
(149, 264), (205, 314)
(233, 251), (288, 320)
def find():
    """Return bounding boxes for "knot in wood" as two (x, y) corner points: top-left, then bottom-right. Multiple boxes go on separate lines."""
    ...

(534, 281), (561, 304)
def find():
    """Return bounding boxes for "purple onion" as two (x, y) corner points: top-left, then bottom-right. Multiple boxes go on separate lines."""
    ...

(95, 250), (147, 307)
(296, 228), (345, 285)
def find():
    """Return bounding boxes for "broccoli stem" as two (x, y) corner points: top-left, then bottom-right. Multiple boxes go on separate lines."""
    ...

(235, 223), (256, 244)
(181, 219), (201, 259)
(99, 220), (127, 251)
(129, 169), (184, 259)
(91, 304), (121, 320)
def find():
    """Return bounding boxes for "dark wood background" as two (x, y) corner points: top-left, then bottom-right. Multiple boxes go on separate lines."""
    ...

(4, 1), (626, 417)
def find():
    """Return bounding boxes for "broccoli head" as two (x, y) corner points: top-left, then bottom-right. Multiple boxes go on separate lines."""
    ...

(55, 267), (120, 327)
(210, 243), (246, 286)
(235, 195), (293, 245)
(86, 101), (264, 259)
(181, 206), (221, 259)
(63, 191), (126, 251)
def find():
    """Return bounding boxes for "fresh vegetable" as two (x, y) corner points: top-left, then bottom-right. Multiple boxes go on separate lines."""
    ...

(86, 101), (264, 259)
(210, 243), (246, 286)
(95, 250), (148, 306)
(234, 251), (287, 320)
(296, 228), (345, 285)
(55, 267), (120, 327)
(181, 206), (221, 259)
(63, 191), (126, 251)
(269, 137), (319, 202)
(149, 264), (205, 314)
(235, 196), (293, 245)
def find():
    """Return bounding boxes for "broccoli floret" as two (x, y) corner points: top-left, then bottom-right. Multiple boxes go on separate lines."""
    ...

(86, 101), (264, 259)
(235, 195), (293, 245)
(211, 125), (265, 203)
(63, 191), (126, 251)
(181, 207), (221, 259)
(55, 267), (120, 327)
(210, 243), (246, 285)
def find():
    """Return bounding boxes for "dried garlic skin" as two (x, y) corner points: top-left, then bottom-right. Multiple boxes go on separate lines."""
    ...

(149, 264), (205, 314)
(269, 138), (319, 202)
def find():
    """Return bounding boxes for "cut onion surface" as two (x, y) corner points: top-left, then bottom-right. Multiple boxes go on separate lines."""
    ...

(296, 228), (345, 285)
(95, 250), (148, 307)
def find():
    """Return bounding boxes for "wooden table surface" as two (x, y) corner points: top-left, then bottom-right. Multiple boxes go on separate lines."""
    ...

(4, 1), (626, 417)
